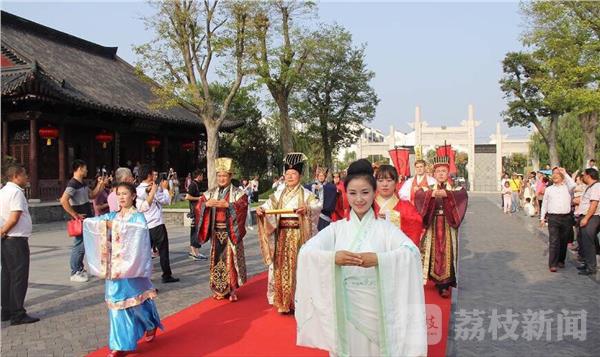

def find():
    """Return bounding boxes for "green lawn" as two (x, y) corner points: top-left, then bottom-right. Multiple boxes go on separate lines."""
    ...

(164, 200), (190, 209)
(165, 199), (264, 209)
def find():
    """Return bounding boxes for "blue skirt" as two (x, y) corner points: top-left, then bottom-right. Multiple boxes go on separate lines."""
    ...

(106, 278), (162, 351)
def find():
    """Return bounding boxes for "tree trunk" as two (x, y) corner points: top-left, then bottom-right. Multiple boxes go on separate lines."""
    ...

(319, 115), (332, 169)
(204, 120), (220, 188)
(276, 95), (294, 154)
(580, 112), (598, 167)
(547, 114), (560, 167)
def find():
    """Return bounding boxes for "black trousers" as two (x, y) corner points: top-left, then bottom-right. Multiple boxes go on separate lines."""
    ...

(149, 224), (173, 278)
(578, 215), (600, 271)
(547, 214), (572, 268)
(1, 237), (30, 320)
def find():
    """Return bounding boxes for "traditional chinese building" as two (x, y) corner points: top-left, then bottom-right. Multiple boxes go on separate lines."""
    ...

(1, 11), (241, 200)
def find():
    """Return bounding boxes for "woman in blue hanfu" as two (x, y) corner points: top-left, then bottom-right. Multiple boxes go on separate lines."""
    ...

(295, 159), (427, 357)
(83, 182), (162, 357)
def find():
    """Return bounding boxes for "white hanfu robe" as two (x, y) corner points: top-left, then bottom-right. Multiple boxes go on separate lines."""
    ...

(296, 208), (427, 357)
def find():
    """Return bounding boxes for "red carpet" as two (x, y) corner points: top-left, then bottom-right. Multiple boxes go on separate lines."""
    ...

(89, 273), (450, 357)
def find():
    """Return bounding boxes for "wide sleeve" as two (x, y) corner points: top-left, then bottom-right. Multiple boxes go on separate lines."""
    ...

(306, 192), (322, 237)
(376, 225), (428, 357)
(257, 195), (277, 265)
(398, 200), (424, 246)
(83, 213), (112, 279)
(296, 224), (337, 352)
(228, 192), (248, 244)
(399, 178), (412, 201)
(443, 188), (468, 228)
(195, 193), (212, 244)
(111, 215), (153, 279)
(414, 189), (435, 227)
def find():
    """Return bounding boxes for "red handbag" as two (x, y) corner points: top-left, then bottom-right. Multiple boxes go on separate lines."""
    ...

(67, 218), (83, 237)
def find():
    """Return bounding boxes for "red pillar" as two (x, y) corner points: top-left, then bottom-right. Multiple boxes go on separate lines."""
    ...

(58, 123), (66, 188)
(29, 118), (39, 199)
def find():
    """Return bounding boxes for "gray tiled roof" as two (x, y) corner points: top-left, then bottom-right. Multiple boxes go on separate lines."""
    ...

(0, 11), (242, 130)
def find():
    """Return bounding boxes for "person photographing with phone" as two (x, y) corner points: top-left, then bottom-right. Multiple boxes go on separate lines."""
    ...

(136, 165), (179, 284)
(60, 159), (107, 283)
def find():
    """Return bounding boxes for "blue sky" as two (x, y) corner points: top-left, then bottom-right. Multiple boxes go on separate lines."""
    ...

(2, 1), (531, 143)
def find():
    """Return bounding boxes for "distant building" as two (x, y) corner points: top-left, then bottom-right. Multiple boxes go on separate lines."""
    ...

(337, 105), (531, 192)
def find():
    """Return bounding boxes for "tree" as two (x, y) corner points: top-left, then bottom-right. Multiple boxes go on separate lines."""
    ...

(455, 151), (468, 179)
(503, 153), (528, 175)
(251, 0), (316, 154)
(134, 0), (252, 187)
(292, 24), (379, 169)
(206, 84), (279, 180)
(499, 51), (562, 167)
(523, 1), (600, 167)
(529, 113), (600, 173)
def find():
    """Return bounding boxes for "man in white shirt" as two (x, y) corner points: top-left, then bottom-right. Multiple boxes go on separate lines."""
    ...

(399, 159), (437, 202)
(574, 168), (600, 276)
(540, 167), (576, 272)
(136, 165), (179, 283)
(0, 164), (39, 325)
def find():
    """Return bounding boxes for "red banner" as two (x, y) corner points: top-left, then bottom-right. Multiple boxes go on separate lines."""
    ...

(388, 148), (411, 177)
(436, 145), (457, 175)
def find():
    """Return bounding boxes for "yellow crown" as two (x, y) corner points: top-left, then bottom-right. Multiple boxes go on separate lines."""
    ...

(215, 157), (234, 173)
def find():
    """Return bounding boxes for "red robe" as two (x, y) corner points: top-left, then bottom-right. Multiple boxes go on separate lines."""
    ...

(332, 182), (349, 222)
(414, 182), (468, 286)
(195, 185), (248, 297)
(373, 194), (423, 246)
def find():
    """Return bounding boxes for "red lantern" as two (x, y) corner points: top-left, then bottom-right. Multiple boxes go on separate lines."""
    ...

(146, 138), (161, 153)
(95, 131), (114, 149)
(181, 141), (194, 152)
(38, 126), (59, 146)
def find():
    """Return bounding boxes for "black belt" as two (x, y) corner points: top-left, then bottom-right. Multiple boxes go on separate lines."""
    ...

(547, 213), (571, 216)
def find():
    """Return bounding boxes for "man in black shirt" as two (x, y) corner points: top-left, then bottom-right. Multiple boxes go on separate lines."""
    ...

(185, 169), (208, 260)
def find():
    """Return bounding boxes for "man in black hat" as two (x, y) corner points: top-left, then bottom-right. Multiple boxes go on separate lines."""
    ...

(256, 153), (322, 313)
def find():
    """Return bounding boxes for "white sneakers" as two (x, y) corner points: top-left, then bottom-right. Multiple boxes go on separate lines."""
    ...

(70, 270), (89, 282)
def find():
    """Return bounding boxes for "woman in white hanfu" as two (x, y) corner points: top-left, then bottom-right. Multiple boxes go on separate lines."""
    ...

(296, 159), (427, 357)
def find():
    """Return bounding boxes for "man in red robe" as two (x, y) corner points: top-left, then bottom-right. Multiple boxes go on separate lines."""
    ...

(373, 165), (424, 245)
(414, 156), (468, 298)
(195, 158), (248, 301)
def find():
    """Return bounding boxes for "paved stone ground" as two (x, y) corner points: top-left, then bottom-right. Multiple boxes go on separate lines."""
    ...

(453, 193), (599, 356)
(2, 194), (598, 356)
(0, 223), (265, 356)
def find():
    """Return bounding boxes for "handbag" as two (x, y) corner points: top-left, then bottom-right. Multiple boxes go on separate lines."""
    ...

(67, 218), (83, 237)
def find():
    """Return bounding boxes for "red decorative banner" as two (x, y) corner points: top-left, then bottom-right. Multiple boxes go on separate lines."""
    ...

(436, 145), (457, 175)
(388, 148), (411, 177)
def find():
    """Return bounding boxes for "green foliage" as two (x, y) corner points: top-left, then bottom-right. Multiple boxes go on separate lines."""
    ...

(292, 24), (379, 168)
(530, 113), (600, 173)
(335, 151), (356, 171)
(503, 153), (528, 175)
(504, 1), (600, 166)
(216, 85), (280, 179)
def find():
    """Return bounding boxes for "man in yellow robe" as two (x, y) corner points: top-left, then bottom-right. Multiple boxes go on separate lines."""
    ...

(256, 153), (321, 313)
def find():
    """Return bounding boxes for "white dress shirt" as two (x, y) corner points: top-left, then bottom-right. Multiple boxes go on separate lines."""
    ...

(136, 182), (171, 229)
(540, 175), (576, 221)
(0, 182), (32, 238)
